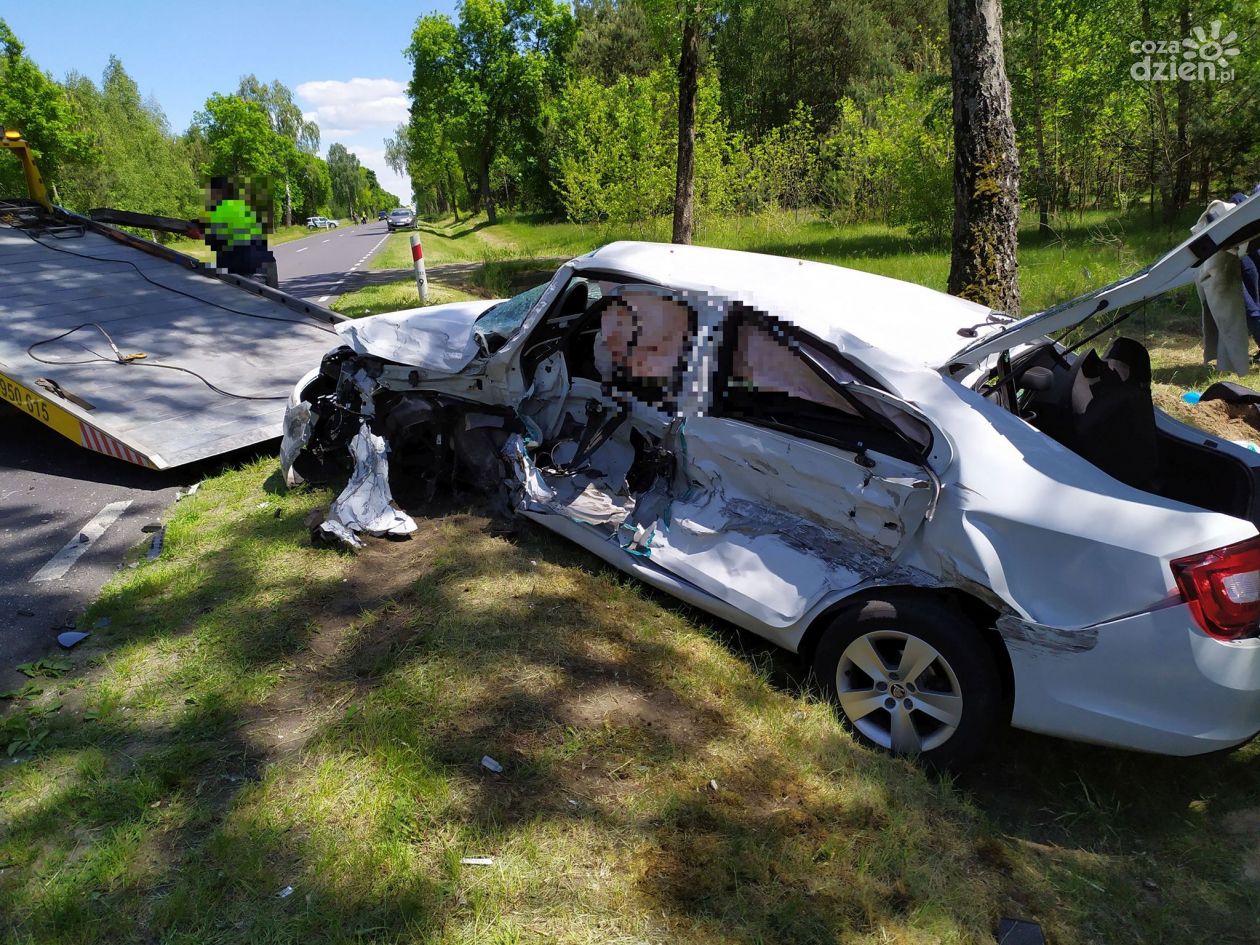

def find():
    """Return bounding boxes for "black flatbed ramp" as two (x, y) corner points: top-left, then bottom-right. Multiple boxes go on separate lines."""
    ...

(0, 209), (342, 469)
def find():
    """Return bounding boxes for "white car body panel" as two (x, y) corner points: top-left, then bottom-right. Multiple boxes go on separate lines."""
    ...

(335, 300), (497, 375)
(282, 226), (1260, 756)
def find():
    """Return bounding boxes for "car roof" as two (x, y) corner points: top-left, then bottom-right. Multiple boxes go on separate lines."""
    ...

(571, 241), (994, 371)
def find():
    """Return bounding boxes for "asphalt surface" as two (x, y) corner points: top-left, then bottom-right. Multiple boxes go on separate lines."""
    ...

(275, 219), (395, 302)
(0, 223), (394, 684)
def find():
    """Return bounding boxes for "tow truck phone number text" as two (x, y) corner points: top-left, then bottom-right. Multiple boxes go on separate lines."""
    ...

(0, 376), (50, 423)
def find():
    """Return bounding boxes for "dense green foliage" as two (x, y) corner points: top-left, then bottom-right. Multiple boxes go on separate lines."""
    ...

(0, 18), (395, 230)
(399, 0), (1260, 234)
(4, 2), (1260, 238)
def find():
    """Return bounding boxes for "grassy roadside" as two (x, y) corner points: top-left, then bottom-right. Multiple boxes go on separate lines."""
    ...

(331, 280), (481, 318)
(4, 460), (1256, 944)
(4, 209), (1260, 943)
(369, 206), (1191, 311)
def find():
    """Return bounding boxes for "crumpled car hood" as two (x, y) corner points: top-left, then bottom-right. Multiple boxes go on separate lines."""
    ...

(334, 299), (499, 373)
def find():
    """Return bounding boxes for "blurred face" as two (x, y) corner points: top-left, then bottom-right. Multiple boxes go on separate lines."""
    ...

(601, 291), (692, 386)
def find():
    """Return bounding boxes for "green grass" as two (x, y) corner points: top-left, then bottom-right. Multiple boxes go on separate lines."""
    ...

(331, 279), (481, 319)
(370, 206), (1193, 314)
(4, 209), (1260, 944)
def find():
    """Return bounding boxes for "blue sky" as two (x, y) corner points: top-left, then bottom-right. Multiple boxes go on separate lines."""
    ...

(6, 0), (464, 202)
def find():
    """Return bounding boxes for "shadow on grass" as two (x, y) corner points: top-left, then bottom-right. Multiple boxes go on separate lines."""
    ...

(2, 474), (1258, 944)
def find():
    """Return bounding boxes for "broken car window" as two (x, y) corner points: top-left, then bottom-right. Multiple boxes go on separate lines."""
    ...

(718, 314), (927, 462)
(472, 282), (549, 349)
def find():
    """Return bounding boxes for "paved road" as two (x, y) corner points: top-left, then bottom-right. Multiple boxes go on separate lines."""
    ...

(0, 223), (395, 684)
(0, 403), (187, 682)
(275, 220), (394, 302)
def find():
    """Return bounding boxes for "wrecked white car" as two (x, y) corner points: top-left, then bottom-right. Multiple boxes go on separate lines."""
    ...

(281, 201), (1260, 766)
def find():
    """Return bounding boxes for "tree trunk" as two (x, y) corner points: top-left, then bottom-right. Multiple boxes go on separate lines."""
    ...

(447, 165), (460, 223)
(1197, 78), (1213, 201)
(947, 0), (1021, 314)
(1168, 0), (1192, 217)
(284, 178), (292, 227)
(479, 154), (497, 225)
(672, 3), (701, 245)
(1030, 8), (1052, 234)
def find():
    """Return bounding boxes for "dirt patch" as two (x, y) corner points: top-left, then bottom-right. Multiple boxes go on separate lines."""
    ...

(1154, 387), (1260, 443)
(560, 680), (714, 752)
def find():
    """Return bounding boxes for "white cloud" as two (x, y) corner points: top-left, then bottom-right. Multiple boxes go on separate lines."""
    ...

(296, 78), (409, 134)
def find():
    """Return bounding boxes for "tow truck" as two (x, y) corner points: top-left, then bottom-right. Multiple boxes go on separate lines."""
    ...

(0, 128), (343, 468)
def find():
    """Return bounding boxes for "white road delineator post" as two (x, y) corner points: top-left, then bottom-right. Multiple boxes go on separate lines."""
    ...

(410, 234), (428, 303)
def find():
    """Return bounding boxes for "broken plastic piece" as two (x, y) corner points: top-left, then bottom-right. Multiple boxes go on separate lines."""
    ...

(57, 631), (89, 648)
(175, 483), (201, 501)
(147, 526), (165, 561)
(459, 857), (494, 866)
(480, 755), (503, 773)
(276, 885), (294, 899)
(996, 918), (1045, 945)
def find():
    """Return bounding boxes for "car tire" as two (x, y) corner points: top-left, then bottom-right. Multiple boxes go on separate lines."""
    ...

(813, 596), (1003, 769)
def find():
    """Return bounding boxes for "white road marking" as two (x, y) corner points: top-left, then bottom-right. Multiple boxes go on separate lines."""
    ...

(322, 239), (330, 244)
(30, 500), (133, 583)
(318, 295), (330, 302)
(295, 247), (308, 253)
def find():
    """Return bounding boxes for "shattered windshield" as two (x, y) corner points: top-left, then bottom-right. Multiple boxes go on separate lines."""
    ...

(473, 282), (549, 342)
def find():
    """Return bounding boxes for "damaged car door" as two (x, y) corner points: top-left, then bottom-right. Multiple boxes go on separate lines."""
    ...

(506, 284), (940, 633)
(506, 282), (689, 551)
(645, 308), (940, 631)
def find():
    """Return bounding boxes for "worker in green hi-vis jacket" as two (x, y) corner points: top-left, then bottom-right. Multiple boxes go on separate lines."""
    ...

(202, 176), (278, 288)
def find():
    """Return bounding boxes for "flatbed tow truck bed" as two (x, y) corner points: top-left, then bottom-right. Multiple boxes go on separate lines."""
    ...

(0, 202), (343, 469)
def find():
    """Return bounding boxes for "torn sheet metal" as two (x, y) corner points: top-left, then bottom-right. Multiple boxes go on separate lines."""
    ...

(319, 422), (417, 548)
(279, 400), (313, 487)
(335, 300), (495, 373)
(502, 433), (555, 508)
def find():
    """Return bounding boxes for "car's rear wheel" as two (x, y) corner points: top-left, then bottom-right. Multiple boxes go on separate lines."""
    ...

(813, 596), (1003, 768)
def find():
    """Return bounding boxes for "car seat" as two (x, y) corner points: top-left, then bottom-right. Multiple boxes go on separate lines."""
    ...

(1058, 337), (1159, 492)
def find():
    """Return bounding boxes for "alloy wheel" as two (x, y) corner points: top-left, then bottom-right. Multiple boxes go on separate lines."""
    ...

(836, 629), (964, 754)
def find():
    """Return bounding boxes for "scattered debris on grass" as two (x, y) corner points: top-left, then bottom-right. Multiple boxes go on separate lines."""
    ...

(480, 755), (503, 774)
(146, 526), (165, 561)
(56, 631), (90, 649)
(996, 917), (1046, 944)
(459, 857), (494, 866)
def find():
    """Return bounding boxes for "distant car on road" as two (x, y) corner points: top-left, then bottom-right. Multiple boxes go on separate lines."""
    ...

(306, 216), (338, 230)
(377, 210), (388, 221)
(387, 208), (416, 231)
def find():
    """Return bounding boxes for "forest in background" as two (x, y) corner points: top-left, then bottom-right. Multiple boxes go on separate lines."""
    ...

(387, 0), (1259, 237)
(2, 1), (1259, 238)
(0, 20), (398, 231)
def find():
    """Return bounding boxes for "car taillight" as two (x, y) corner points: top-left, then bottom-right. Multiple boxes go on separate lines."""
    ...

(1171, 536), (1260, 641)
